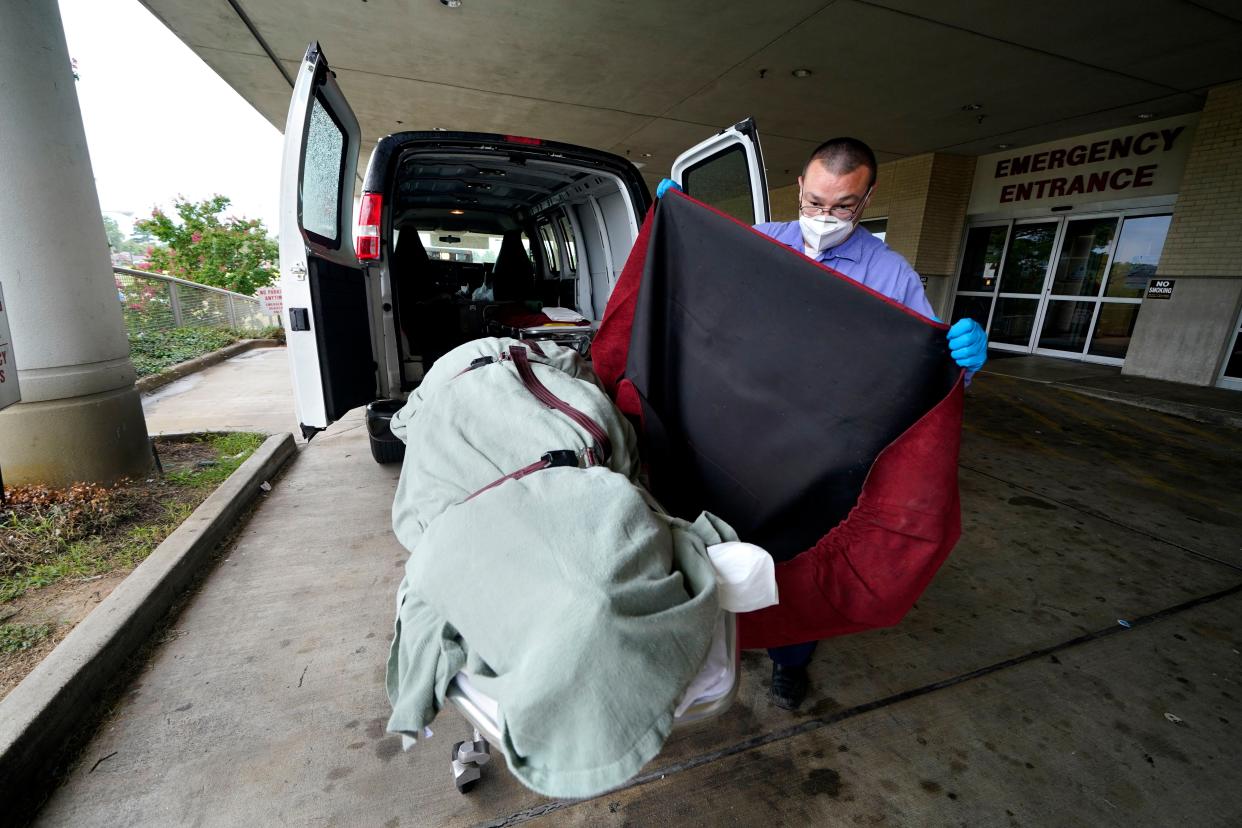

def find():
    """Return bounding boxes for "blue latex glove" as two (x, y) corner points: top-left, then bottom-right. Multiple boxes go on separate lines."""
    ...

(947, 318), (988, 371)
(656, 178), (682, 198)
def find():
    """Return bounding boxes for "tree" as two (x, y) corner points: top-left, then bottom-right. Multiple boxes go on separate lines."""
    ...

(134, 196), (279, 295)
(102, 215), (124, 251)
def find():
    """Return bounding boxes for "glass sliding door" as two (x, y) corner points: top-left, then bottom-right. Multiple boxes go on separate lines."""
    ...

(1035, 214), (1171, 363)
(991, 221), (1059, 350)
(949, 223), (1008, 329)
(951, 209), (1172, 365)
(1090, 214), (1170, 361)
(1036, 217), (1117, 355)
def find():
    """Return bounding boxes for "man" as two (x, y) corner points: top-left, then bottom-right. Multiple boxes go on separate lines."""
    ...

(657, 137), (988, 710)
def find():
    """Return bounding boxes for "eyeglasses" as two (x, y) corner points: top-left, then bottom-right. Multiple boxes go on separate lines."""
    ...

(799, 188), (871, 221)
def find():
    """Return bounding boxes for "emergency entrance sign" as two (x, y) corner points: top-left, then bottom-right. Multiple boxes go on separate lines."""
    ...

(0, 284), (19, 411)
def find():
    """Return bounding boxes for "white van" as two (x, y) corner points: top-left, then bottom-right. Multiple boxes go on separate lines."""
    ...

(279, 43), (771, 462)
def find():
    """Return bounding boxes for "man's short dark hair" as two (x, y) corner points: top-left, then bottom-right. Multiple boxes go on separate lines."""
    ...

(803, 137), (877, 189)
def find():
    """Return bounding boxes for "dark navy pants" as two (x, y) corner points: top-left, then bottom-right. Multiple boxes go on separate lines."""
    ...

(768, 640), (817, 667)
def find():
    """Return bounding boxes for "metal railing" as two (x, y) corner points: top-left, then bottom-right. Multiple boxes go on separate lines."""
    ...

(113, 267), (277, 337)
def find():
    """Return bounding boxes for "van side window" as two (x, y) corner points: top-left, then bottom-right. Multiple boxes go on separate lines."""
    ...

(301, 96), (346, 244)
(556, 213), (577, 272)
(538, 221), (560, 274)
(682, 144), (753, 225)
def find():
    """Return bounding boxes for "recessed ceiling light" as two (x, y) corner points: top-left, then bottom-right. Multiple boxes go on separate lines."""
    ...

(961, 103), (983, 111)
(440, 0), (462, 7)
(449, 209), (465, 215)
(641, 152), (652, 158)
(791, 68), (812, 78)
(1137, 112), (1156, 120)
(994, 143), (1011, 150)
(432, 127), (447, 131)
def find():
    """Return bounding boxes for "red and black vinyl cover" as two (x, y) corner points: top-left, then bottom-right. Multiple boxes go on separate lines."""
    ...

(593, 191), (965, 649)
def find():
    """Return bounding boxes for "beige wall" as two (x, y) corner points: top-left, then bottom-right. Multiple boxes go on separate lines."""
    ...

(767, 153), (974, 318)
(1125, 81), (1242, 385)
(1152, 81), (1242, 279)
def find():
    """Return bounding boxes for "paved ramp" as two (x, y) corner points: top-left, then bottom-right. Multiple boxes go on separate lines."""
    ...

(35, 372), (1242, 826)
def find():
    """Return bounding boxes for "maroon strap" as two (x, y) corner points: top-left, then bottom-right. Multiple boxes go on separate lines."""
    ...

(453, 343), (615, 502)
(465, 457), (552, 502)
(520, 338), (547, 357)
(508, 345), (612, 463)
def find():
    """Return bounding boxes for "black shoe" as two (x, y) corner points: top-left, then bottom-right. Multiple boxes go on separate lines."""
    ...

(770, 663), (809, 710)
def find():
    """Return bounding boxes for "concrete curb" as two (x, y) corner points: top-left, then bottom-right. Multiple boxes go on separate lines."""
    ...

(1054, 383), (1242, 430)
(0, 432), (298, 809)
(135, 338), (283, 394)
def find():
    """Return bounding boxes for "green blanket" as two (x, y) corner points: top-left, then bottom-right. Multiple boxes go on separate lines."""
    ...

(385, 338), (727, 798)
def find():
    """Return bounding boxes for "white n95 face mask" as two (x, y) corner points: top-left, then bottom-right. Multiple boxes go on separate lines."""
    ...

(799, 212), (855, 254)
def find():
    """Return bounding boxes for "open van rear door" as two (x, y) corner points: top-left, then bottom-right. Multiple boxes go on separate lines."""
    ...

(279, 43), (375, 437)
(670, 117), (770, 225)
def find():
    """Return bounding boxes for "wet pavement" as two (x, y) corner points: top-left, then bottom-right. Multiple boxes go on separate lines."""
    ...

(31, 365), (1242, 826)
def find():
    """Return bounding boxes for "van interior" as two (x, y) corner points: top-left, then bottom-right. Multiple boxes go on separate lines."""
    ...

(385, 148), (640, 388)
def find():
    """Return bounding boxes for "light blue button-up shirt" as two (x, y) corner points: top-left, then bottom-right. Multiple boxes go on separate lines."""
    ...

(754, 221), (936, 320)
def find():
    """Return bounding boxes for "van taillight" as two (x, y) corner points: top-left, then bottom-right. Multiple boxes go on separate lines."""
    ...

(504, 135), (543, 146)
(356, 192), (383, 260)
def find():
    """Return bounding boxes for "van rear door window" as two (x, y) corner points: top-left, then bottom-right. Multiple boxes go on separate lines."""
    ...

(682, 144), (754, 225)
(301, 96), (346, 245)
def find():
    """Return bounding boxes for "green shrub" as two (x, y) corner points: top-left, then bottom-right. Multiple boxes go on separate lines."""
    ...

(128, 327), (244, 377)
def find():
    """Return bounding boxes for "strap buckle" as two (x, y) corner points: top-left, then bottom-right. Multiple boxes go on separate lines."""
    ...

(541, 449), (580, 468)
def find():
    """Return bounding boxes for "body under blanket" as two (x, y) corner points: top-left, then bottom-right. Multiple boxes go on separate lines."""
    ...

(385, 337), (729, 798)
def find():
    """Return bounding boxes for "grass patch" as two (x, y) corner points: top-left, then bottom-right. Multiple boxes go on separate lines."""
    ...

(0, 622), (54, 654)
(165, 432), (265, 489)
(0, 432), (266, 603)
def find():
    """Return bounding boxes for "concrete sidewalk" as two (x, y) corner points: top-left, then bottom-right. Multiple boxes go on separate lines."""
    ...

(982, 353), (1242, 428)
(141, 346), (301, 438)
(33, 366), (1242, 825)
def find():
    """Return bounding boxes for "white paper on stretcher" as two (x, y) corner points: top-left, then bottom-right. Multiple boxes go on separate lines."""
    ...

(706, 541), (778, 612)
(541, 306), (586, 323)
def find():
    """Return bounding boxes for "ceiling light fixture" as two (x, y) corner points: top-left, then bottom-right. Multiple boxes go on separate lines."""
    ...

(432, 127), (447, 131)
(440, 0), (462, 7)
(449, 209), (465, 215)
(641, 152), (652, 158)
(994, 143), (1011, 150)
(791, 68), (812, 78)
(961, 103), (983, 111)
(1136, 112), (1156, 120)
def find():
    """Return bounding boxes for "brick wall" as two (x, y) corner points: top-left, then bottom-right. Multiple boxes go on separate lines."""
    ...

(1124, 81), (1242, 385)
(1155, 81), (1242, 278)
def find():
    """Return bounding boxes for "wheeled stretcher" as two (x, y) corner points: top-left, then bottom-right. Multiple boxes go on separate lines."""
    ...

(445, 610), (738, 792)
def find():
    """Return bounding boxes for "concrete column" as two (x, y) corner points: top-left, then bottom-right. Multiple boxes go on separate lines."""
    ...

(0, 0), (150, 485)
(1124, 81), (1242, 385)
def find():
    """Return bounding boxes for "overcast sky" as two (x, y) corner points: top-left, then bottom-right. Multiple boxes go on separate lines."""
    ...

(60, 0), (283, 237)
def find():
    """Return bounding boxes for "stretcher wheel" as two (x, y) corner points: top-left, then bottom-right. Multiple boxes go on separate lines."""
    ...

(451, 738), (489, 794)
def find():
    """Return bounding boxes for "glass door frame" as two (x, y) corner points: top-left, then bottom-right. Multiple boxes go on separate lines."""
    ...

(950, 218), (1008, 347)
(950, 218), (1067, 355)
(950, 205), (1174, 364)
(1219, 303), (1242, 391)
(1031, 208), (1170, 366)
(993, 217), (1067, 354)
